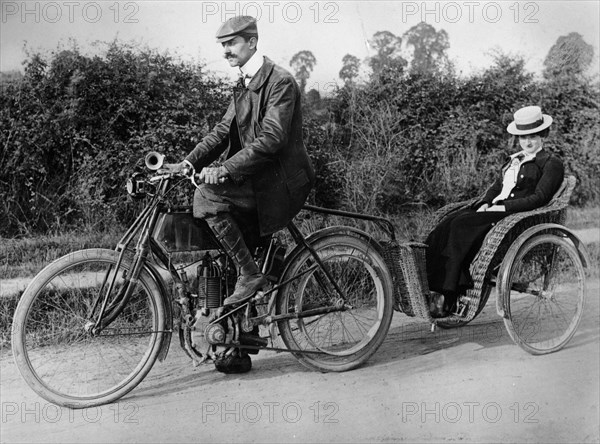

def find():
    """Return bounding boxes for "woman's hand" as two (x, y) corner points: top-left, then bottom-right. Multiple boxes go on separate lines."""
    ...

(476, 203), (505, 212)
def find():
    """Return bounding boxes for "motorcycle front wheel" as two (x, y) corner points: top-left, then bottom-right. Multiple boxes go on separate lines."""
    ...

(12, 248), (166, 408)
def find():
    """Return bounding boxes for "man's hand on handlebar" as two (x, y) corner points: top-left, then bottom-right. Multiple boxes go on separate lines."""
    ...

(158, 161), (229, 185)
(199, 166), (229, 184)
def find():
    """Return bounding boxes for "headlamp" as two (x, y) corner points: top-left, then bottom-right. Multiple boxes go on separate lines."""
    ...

(126, 173), (149, 199)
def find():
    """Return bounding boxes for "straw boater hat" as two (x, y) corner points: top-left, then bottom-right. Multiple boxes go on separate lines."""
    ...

(507, 105), (553, 135)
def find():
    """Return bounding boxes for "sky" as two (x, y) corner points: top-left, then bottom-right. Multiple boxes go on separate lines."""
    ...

(1, 0), (599, 91)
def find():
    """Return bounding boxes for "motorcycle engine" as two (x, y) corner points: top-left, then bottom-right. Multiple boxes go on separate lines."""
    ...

(180, 251), (236, 364)
(195, 252), (235, 309)
(182, 247), (272, 365)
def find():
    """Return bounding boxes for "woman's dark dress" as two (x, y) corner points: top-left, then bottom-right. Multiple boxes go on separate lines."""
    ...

(425, 149), (564, 307)
(426, 209), (506, 297)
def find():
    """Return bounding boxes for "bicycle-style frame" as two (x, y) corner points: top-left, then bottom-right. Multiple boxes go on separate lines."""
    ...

(88, 172), (396, 356)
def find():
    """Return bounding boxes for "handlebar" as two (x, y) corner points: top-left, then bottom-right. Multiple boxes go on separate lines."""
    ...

(150, 165), (228, 186)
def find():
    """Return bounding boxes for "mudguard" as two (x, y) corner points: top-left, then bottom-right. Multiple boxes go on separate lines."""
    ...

(280, 225), (387, 282)
(495, 223), (591, 318)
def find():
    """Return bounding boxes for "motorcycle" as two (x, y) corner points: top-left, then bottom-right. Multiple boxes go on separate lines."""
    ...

(11, 152), (396, 408)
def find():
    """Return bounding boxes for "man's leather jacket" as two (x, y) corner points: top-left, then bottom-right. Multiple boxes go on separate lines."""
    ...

(185, 57), (315, 235)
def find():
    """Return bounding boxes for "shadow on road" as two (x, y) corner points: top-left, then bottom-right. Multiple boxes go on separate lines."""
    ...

(125, 288), (599, 406)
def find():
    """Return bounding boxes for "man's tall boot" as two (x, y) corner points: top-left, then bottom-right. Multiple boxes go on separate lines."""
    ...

(207, 214), (267, 306)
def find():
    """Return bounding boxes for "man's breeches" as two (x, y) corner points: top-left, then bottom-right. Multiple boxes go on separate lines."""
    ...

(193, 181), (256, 219)
(193, 181), (261, 278)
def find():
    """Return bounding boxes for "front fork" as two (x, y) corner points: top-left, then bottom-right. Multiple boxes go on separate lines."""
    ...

(87, 205), (166, 335)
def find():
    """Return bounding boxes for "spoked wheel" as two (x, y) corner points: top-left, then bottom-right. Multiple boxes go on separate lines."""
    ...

(501, 234), (586, 355)
(12, 249), (166, 408)
(276, 234), (393, 372)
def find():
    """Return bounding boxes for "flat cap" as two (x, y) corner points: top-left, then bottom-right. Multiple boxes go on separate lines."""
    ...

(216, 16), (258, 43)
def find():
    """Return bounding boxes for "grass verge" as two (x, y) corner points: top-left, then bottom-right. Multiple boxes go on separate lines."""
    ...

(1, 228), (123, 279)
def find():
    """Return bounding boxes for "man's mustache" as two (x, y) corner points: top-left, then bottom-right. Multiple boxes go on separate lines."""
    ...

(224, 53), (236, 59)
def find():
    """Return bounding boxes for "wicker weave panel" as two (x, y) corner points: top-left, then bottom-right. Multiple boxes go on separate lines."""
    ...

(383, 241), (473, 323)
(383, 241), (432, 320)
(381, 241), (411, 313)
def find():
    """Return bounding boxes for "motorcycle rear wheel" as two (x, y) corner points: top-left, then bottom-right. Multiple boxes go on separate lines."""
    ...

(276, 234), (393, 372)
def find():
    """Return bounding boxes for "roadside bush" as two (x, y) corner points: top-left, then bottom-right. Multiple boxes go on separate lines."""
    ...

(323, 52), (599, 214)
(0, 42), (229, 236)
(536, 75), (600, 205)
(1, 44), (598, 237)
(302, 108), (347, 209)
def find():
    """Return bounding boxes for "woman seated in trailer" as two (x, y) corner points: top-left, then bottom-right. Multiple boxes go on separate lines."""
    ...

(426, 105), (565, 317)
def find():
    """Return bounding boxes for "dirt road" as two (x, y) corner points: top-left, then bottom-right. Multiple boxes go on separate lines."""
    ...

(1, 276), (598, 443)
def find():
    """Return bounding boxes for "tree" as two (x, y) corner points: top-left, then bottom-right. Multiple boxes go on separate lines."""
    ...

(540, 33), (598, 204)
(367, 31), (407, 77)
(543, 32), (594, 78)
(339, 54), (360, 84)
(403, 22), (450, 74)
(290, 50), (316, 93)
(306, 88), (321, 108)
(0, 70), (23, 83)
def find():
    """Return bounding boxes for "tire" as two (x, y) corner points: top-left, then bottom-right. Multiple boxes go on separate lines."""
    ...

(502, 234), (586, 355)
(12, 248), (166, 408)
(276, 234), (393, 372)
